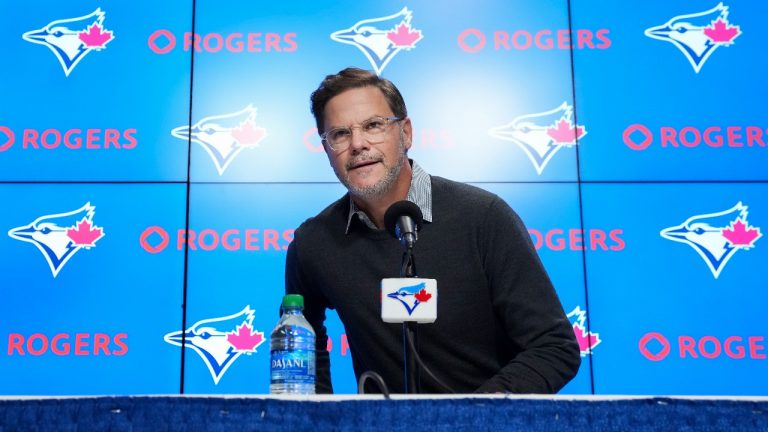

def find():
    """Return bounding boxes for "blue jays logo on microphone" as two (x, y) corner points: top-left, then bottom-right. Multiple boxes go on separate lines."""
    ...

(387, 281), (432, 315)
(164, 306), (266, 384)
(8, 202), (105, 278)
(330, 7), (423, 75)
(171, 105), (267, 176)
(22, 8), (115, 77)
(645, 3), (741, 73)
(489, 102), (586, 175)
(661, 202), (761, 279)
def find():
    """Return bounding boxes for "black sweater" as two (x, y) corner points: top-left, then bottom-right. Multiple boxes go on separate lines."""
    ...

(285, 176), (580, 393)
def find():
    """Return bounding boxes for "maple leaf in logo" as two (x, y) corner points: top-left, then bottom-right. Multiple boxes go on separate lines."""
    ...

(227, 323), (265, 352)
(414, 288), (432, 303)
(703, 19), (741, 45)
(79, 23), (114, 49)
(546, 118), (585, 145)
(722, 218), (761, 248)
(572, 323), (601, 355)
(66, 218), (104, 247)
(387, 23), (422, 48)
(231, 120), (266, 147)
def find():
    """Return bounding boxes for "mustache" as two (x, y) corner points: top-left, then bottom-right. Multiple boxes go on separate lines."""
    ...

(346, 153), (382, 170)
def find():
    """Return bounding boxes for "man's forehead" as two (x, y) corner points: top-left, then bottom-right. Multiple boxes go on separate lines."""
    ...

(324, 87), (391, 125)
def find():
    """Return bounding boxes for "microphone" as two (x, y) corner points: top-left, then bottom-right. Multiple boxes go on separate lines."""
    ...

(384, 201), (423, 249)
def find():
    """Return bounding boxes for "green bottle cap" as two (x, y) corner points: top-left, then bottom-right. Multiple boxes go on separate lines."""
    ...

(282, 294), (304, 308)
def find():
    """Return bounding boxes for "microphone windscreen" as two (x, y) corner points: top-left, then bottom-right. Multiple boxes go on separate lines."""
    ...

(384, 200), (423, 239)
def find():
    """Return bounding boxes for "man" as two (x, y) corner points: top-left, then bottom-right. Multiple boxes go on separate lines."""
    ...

(285, 67), (580, 394)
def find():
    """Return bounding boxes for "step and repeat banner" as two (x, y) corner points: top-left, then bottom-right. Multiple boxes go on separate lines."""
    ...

(1, 1), (765, 395)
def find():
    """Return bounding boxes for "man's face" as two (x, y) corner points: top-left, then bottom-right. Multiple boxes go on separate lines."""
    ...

(322, 86), (412, 200)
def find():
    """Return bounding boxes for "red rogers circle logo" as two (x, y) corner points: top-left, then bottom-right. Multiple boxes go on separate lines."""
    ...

(148, 30), (297, 54)
(0, 126), (137, 152)
(0, 126), (15, 151)
(639, 332), (671, 361)
(140, 227), (295, 253)
(623, 124), (768, 151)
(639, 332), (767, 361)
(457, 28), (611, 53)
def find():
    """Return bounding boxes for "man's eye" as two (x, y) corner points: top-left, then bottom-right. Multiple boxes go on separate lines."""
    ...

(331, 129), (350, 139)
(365, 120), (384, 130)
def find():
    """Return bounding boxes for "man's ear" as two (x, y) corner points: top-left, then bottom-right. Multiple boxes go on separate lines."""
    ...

(401, 117), (413, 152)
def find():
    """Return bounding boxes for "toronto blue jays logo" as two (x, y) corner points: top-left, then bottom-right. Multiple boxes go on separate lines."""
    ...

(645, 3), (741, 73)
(8, 202), (105, 278)
(164, 306), (266, 385)
(386, 281), (432, 315)
(489, 102), (587, 175)
(661, 202), (761, 279)
(567, 306), (601, 357)
(22, 8), (115, 77)
(330, 7), (423, 75)
(171, 105), (267, 176)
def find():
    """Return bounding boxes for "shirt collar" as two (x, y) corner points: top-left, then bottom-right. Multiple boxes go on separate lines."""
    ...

(345, 160), (433, 233)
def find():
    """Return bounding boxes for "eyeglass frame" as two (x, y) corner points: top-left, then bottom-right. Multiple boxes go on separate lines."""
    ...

(320, 116), (404, 152)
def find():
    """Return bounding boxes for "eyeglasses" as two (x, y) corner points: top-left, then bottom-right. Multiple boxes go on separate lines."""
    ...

(321, 116), (403, 152)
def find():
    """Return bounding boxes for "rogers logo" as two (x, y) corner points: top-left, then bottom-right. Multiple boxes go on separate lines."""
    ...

(7, 333), (128, 356)
(529, 228), (625, 251)
(623, 125), (767, 151)
(458, 28), (610, 53)
(639, 332), (766, 361)
(326, 333), (349, 357)
(0, 126), (15, 151)
(148, 30), (297, 54)
(140, 227), (294, 253)
(0, 127), (137, 152)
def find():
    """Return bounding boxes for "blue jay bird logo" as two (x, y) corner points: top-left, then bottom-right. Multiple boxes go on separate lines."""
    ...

(661, 202), (761, 279)
(567, 306), (601, 357)
(330, 7), (423, 75)
(8, 202), (105, 278)
(645, 3), (742, 73)
(489, 102), (587, 175)
(22, 8), (115, 77)
(164, 306), (265, 385)
(387, 282), (432, 315)
(171, 105), (267, 176)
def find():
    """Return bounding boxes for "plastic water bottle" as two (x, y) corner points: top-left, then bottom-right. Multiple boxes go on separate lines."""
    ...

(270, 294), (316, 394)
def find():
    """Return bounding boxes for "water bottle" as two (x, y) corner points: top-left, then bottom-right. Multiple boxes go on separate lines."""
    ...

(270, 294), (316, 394)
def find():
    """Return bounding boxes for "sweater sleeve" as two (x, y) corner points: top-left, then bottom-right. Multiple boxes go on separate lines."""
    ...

(475, 197), (581, 394)
(285, 235), (334, 393)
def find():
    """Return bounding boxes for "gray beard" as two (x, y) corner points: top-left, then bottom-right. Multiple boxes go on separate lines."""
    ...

(340, 137), (406, 200)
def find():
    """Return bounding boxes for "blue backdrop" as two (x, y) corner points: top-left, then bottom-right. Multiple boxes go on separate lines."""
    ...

(0, 1), (765, 396)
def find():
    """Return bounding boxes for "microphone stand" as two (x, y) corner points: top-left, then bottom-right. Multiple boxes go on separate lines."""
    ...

(384, 201), (425, 395)
(401, 246), (419, 394)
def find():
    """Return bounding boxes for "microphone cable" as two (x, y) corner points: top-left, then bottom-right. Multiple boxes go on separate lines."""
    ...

(405, 329), (456, 394)
(357, 371), (391, 398)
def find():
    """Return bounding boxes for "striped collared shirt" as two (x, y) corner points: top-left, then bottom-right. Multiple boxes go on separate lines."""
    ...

(345, 160), (433, 233)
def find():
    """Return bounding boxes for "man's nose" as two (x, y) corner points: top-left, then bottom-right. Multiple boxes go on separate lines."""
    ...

(347, 128), (370, 153)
